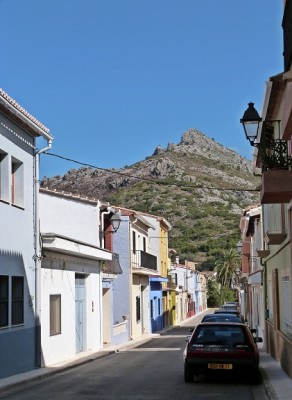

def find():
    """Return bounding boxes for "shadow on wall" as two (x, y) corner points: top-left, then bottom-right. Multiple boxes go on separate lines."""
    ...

(0, 249), (37, 379)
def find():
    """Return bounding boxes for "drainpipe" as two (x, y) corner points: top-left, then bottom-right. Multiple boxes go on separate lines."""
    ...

(34, 139), (52, 367)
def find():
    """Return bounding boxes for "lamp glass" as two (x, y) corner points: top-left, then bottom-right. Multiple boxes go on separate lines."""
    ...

(110, 213), (121, 232)
(240, 102), (262, 145)
(236, 240), (243, 254)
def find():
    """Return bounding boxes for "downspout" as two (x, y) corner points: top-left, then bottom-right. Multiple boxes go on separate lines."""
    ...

(98, 204), (114, 348)
(34, 139), (52, 367)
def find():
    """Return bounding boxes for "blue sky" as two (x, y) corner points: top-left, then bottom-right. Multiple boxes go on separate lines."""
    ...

(1, 0), (283, 178)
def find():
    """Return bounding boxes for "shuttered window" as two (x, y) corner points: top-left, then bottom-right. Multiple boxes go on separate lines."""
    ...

(0, 275), (9, 327)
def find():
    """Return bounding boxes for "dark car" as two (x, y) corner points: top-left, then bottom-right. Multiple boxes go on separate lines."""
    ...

(219, 304), (238, 312)
(214, 309), (245, 322)
(201, 313), (243, 323)
(183, 322), (263, 384)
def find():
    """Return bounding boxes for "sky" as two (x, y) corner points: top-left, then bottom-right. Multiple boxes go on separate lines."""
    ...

(1, 0), (284, 179)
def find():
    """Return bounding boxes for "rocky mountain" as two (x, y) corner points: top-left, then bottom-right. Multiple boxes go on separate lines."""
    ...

(41, 129), (260, 269)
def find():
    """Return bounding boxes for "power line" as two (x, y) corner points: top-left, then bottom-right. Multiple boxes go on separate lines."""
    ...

(43, 152), (260, 192)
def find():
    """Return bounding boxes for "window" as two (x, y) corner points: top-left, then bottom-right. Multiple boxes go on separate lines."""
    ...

(50, 295), (61, 336)
(0, 275), (24, 327)
(136, 296), (141, 322)
(158, 298), (161, 316)
(0, 151), (9, 202)
(11, 157), (24, 207)
(0, 275), (9, 328)
(0, 151), (23, 206)
(143, 237), (146, 252)
(150, 299), (153, 319)
(12, 276), (24, 325)
(282, 275), (292, 334)
(132, 231), (136, 254)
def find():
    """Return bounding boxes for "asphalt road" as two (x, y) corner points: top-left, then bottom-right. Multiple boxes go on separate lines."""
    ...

(0, 325), (268, 400)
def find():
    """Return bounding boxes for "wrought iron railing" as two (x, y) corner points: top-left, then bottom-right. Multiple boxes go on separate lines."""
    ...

(257, 121), (292, 171)
(132, 250), (157, 271)
(259, 139), (292, 171)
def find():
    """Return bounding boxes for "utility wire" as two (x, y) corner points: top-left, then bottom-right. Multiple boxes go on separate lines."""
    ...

(43, 152), (260, 192)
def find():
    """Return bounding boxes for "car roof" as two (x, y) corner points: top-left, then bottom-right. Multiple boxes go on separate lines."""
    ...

(212, 311), (239, 317)
(199, 321), (245, 325)
(196, 322), (247, 329)
(202, 314), (241, 320)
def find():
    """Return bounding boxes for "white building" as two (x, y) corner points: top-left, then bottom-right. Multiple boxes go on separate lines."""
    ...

(0, 89), (53, 379)
(39, 189), (112, 366)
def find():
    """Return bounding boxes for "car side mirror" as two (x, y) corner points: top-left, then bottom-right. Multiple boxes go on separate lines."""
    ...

(185, 335), (191, 342)
(254, 337), (263, 343)
(189, 327), (195, 333)
(250, 328), (257, 334)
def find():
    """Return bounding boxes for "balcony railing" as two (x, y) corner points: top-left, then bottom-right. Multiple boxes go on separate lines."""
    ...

(258, 121), (292, 171)
(132, 250), (157, 271)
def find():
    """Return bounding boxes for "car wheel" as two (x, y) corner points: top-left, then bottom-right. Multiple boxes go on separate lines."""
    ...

(249, 369), (261, 385)
(184, 366), (194, 383)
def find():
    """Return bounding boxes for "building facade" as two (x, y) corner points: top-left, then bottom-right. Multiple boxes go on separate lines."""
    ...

(0, 89), (53, 378)
(39, 189), (112, 366)
(241, 1), (292, 377)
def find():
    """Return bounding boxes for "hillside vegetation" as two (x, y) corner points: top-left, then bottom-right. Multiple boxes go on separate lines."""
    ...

(41, 129), (260, 270)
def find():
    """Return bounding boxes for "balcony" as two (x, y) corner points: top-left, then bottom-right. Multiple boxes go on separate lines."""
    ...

(264, 231), (287, 245)
(102, 253), (123, 275)
(261, 169), (292, 203)
(257, 132), (292, 203)
(256, 249), (270, 258)
(132, 250), (157, 274)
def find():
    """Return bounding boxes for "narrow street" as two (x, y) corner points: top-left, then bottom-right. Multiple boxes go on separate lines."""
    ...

(1, 322), (267, 400)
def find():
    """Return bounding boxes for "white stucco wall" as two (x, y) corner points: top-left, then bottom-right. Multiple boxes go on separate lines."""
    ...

(0, 114), (38, 377)
(39, 192), (100, 247)
(41, 256), (101, 366)
(39, 192), (107, 366)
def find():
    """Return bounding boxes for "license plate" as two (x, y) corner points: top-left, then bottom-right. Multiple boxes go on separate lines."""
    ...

(208, 363), (233, 370)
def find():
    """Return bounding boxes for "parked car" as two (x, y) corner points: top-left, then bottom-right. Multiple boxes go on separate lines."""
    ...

(183, 322), (263, 384)
(201, 313), (243, 323)
(214, 309), (245, 322)
(220, 304), (238, 312)
(225, 301), (238, 307)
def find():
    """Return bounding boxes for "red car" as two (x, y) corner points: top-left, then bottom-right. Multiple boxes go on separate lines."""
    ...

(183, 322), (263, 384)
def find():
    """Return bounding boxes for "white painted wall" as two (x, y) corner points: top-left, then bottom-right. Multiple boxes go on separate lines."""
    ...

(39, 191), (100, 247)
(41, 256), (101, 366)
(39, 191), (106, 367)
(0, 113), (38, 377)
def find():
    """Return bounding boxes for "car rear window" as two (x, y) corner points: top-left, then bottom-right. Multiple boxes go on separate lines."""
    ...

(202, 316), (242, 323)
(192, 326), (248, 346)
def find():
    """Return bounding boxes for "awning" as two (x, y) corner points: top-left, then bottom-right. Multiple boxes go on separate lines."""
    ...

(149, 276), (168, 282)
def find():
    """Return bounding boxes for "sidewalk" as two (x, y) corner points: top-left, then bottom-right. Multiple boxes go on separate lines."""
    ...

(259, 347), (292, 400)
(1, 314), (292, 399)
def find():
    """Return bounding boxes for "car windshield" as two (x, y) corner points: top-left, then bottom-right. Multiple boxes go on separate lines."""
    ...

(192, 325), (247, 346)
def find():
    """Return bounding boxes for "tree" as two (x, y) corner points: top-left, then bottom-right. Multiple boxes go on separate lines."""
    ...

(207, 278), (221, 307)
(214, 249), (240, 288)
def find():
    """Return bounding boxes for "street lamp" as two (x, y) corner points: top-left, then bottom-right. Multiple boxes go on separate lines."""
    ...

(101, 212), (121, 236)
(240, 102), (262, 146)
(109, 212), (122, 232)
(236, 240), (243, 254)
